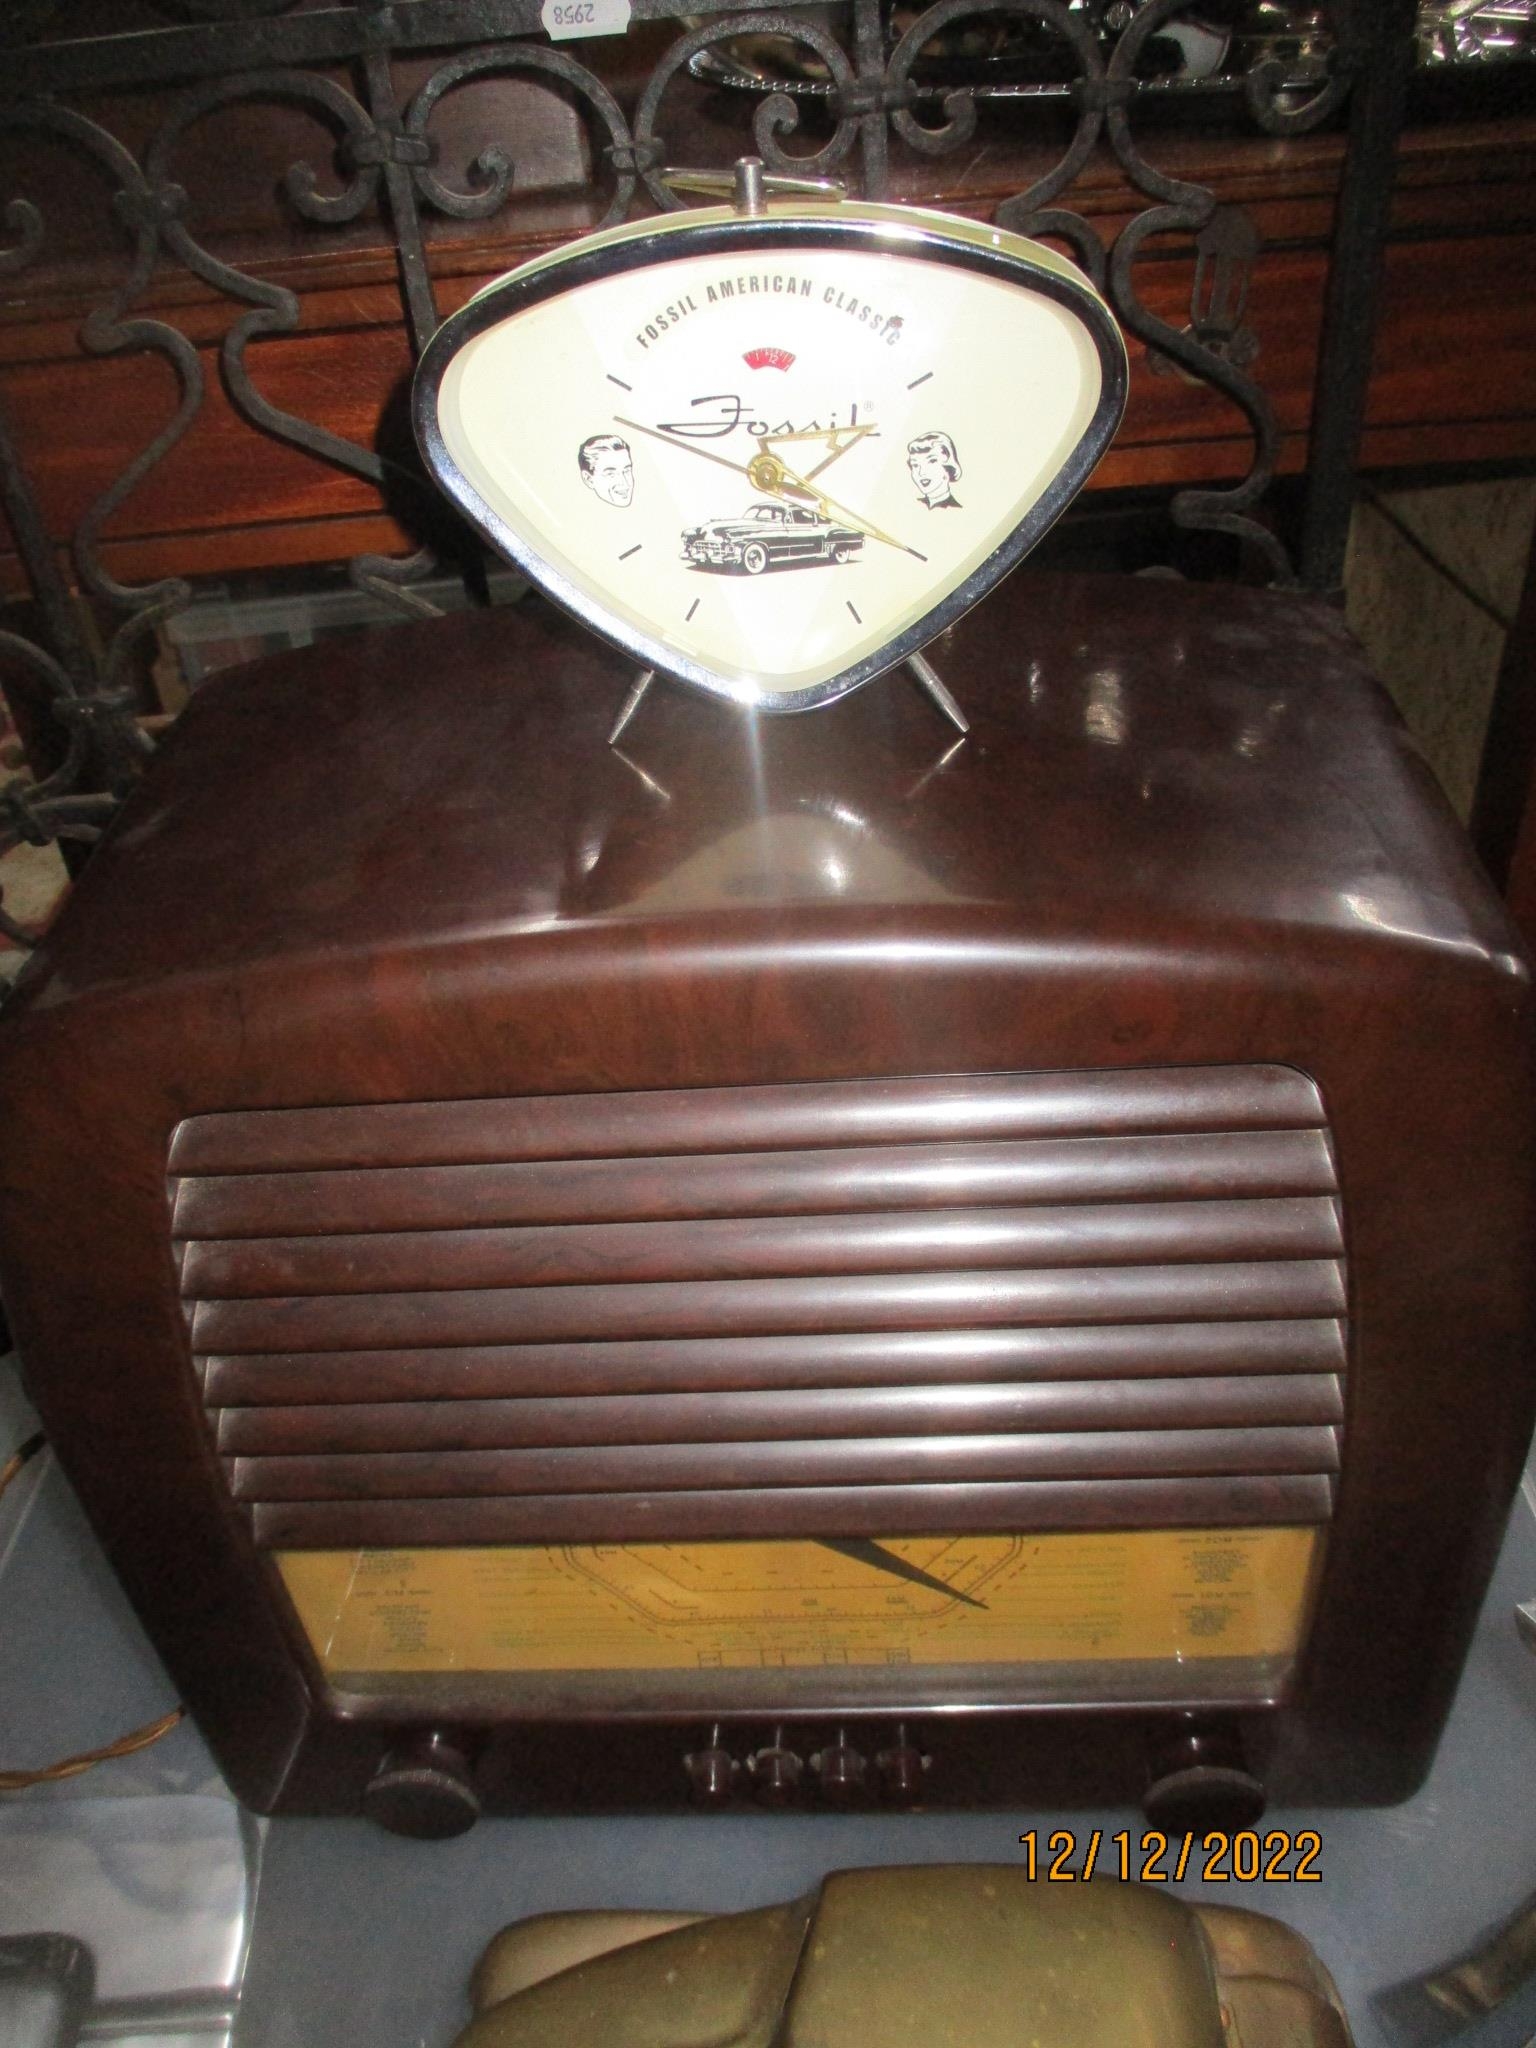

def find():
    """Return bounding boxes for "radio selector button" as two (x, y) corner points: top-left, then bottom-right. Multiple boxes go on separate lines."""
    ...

(748, 1729), (804, 1807)
(875, 1727), (930, 1805)
(812, 1733), (869, 1804)
(683, 1728), (739, 1808)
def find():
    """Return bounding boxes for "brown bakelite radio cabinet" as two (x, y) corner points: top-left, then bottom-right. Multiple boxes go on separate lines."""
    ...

(0, 570), (1532, 1832)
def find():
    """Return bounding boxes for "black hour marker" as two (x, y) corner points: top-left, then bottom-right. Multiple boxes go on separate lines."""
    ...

(607, 373), (632, 391)
(619, 543), (642, 560)
(846, 600), (862, 623)
(907, 371), (933, 390)
(686, 598), (700, 622)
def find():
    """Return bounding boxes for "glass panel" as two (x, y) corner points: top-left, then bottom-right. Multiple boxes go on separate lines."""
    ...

(277, 1525), (1321, 1712)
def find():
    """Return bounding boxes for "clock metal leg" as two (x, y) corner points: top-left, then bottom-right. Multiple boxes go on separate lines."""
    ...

(906, 652), (969, 737)
(608, 668), (655, 747)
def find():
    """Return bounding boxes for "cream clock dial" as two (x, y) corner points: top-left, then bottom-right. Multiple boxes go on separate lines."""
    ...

(415, 175), (1127, 714)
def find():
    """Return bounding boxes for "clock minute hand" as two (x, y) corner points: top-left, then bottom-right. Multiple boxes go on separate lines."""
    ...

(613, 416), (753, 480)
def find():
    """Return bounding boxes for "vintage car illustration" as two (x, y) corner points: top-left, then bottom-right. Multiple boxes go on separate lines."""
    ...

(682, 501), (865, 573)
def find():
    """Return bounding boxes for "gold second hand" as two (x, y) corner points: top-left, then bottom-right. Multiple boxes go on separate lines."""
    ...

(773, 458), (926, 561)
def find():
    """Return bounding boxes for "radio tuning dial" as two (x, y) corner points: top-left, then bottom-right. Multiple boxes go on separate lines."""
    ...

(1143, 1715), (1265, 1836)
(363, 1733), (481, 1839)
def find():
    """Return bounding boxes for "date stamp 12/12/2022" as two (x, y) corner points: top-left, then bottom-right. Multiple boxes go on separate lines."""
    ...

(1019, 1830), (1322, 1884)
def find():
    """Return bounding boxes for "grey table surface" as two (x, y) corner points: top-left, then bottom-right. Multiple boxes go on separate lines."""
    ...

(3, 1348), (1535, 2048)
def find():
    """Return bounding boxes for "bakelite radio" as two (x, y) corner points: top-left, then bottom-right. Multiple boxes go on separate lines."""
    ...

(0, 570), (1532, 1830)
(1, 178), (1532, 1833)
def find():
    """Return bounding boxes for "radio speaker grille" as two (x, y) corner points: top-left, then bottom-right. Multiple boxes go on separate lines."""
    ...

(170, 1066), (1346, 1548)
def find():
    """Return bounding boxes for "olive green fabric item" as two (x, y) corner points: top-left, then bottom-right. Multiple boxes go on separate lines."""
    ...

(455, 1898), (811, 2048)
(472, 1913), (710, 2011)
(452, 1865), (1353, 2048)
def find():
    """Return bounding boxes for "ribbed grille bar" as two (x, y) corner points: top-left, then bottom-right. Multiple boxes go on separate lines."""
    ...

(217, 1371), (1343, 1457)
(233, 1426), (1340, 1502)
(171, 1066), (1328, 1177)
(173, 1129), (1337, 1240)
(254, 1474), (1339, 1549)
(203, 1317), (1346, 1407)
(191, 1259), (1347, 1354)
(181, 1197), (1342, 1301)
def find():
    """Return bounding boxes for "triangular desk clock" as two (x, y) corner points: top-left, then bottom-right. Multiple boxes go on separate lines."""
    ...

(414, 158), (1128, 739)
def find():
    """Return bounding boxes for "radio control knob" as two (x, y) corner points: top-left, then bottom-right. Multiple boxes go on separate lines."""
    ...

(875, 1726), (929, 1805)
(683, 1726), (739, 1807)
(1143, 1715), (1264, 1836)
(363, 1733), (480, 1839)
(748, 1729), (804, 1808)
(812, 1731), (868, 1804)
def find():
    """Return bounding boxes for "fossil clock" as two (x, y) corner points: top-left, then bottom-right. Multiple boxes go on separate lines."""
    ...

(414, 160), (1128, 734)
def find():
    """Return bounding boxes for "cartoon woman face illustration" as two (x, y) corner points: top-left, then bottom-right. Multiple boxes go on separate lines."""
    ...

(906, 431), (962, 509)
(578, 433), (634, 508)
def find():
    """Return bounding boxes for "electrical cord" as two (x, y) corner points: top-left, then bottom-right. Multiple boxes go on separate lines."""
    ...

(0, 1429), (185, 1792)
(0, 1429), (43, 1502)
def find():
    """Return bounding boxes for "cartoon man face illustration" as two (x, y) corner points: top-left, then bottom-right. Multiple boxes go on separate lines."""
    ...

(907, 431), (962, 510)
(578, 433), (634, 509)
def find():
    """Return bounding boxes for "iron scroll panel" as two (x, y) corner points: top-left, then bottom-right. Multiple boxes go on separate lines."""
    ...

(0, 0), (1397, 942)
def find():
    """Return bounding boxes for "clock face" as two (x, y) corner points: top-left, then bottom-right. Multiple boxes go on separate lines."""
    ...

(416, 208), (1127, 711)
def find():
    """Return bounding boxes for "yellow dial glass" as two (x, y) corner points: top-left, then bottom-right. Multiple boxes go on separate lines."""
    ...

(415, 205), (1127, 711)
(278, 1526), (1320, 1712)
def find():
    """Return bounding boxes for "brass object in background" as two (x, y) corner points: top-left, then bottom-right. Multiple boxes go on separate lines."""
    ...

(453, 1865), (1353, 2048)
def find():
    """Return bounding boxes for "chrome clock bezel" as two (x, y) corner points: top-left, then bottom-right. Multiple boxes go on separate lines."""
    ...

(413, 208), (1128, 715)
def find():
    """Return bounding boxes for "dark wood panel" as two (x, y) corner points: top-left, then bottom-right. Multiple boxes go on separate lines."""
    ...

(190, 1258), (1349, 1353)
(202, 1315), (1348, 1406)
(172, 1127), (1338, 1240)
(180, 1195), (1344, 1300)
(252, 1472), (1341, 1548)
(216, 1371), (1345, 1455)
(171, 1065), (1326, 1175)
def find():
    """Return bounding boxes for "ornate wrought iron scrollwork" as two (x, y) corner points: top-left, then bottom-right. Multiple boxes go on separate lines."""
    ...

(0, 0), (1409, 945)
(408, 43), (640, 230)
(0, 98), (196, 930)
(637, 14), (864, 204)
(1100, 0), (1295, 580)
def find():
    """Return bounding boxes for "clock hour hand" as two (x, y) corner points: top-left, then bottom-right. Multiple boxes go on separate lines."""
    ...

(818, 1537), (988, 1610)
(613, 415), (753, 480)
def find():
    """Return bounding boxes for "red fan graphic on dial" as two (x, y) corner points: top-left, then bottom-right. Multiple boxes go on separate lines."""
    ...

(743, 346), (795, 371)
